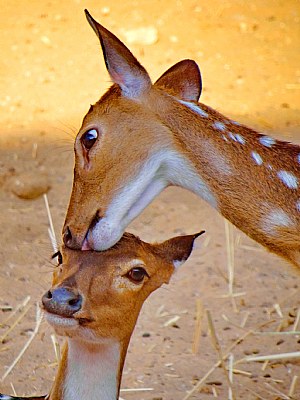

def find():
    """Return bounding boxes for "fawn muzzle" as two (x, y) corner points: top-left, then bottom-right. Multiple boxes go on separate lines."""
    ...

(42, 287), (82, 318)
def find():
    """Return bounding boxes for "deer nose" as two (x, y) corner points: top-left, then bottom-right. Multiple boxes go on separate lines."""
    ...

(62, 226), (83, 249)
(42, 287), (82, 317)
(63, 226), (74, 247)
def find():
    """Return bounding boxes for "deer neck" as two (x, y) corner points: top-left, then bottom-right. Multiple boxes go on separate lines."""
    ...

(49, 338), (126, 400)
(148, 90), (300, 264)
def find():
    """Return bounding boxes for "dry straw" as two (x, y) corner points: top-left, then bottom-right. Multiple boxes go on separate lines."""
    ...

(1, 303), (43, 382)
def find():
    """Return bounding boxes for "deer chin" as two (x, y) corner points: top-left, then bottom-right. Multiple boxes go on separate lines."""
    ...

(83, 181), (166, 251)
(84, 217), (124, 251)
(44, 311), (79, 336)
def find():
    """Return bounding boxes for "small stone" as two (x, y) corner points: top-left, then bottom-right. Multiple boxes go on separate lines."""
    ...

(40, 35), (51, 45)
(9, 172), (51, 199)
(101, 7), (110, 16)
(239, 22), (248, 33)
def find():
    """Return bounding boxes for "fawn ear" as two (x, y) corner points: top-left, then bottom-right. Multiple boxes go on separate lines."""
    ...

(85, 10), (152, 98)
(157, 231), (205, 269)
(154, 59), (202, 101)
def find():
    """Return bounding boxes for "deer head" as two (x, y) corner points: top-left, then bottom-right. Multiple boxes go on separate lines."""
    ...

(40, 231), (204, 399)
(63, 10), (202, 251)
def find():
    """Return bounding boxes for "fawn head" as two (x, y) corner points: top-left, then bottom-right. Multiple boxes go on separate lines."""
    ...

(42, 231), (204, 343)
(63, 10), (202, 251)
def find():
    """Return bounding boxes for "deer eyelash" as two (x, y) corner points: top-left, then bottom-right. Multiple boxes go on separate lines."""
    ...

(52, 251), (63, 265)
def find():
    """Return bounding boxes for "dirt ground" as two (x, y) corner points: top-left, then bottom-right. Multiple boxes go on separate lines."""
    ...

(0, 1), (300, 399)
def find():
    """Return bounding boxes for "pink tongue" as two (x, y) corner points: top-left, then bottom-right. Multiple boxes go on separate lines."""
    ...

(82, 237), (92, 251)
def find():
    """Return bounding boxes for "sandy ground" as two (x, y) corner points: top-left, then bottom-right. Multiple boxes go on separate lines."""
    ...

(0, 1), (300, 399)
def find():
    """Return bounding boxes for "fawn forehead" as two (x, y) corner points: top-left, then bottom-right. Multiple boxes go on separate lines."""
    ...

(58, 237), (158, 278)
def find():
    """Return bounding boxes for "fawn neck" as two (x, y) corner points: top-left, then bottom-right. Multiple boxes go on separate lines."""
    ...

(49, 339), (125, 400)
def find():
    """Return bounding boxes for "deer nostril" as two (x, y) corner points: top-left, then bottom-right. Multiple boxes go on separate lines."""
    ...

(46, 290), (52, 299)
(68, 298), (80, 306)
(63, 226), (73, 247)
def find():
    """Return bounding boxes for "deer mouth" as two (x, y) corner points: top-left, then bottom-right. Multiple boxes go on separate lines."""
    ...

(43, 310), (79, 330)
(44, 310), (94, 329)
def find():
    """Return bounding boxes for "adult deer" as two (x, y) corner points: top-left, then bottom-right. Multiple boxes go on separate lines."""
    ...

(63, 10), (300, 267)
(0, 231), (203, 400)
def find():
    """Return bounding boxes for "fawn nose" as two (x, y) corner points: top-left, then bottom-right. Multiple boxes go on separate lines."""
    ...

(42, 287), (82, 317)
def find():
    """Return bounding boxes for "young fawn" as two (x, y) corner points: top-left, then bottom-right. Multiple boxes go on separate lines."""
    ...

(62, 10), (300, 267)
(0, 231), (203, 400)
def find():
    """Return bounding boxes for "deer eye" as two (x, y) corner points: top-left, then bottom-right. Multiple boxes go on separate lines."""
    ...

(126, 267), (149, 284)
(81, 129), (98, 150)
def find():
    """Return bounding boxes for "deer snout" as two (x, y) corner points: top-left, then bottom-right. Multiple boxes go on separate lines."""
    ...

(63, 210), (103, 250)
(62, 226), (85, 249)
(42, 287), (82, 318)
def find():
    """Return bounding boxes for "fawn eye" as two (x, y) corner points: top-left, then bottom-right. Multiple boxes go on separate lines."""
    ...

(81, 129), (98, 150)
(126, 267), (149, 284)
(52, 251), (63, 266)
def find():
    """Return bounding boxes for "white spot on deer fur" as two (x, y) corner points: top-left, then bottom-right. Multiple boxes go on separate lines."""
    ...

(297, 154), (300, 164)
(263, 208), (294, 236)
(277, 170), (298, 189)
(234, 134), (245, 144)
(201, 139), (232, 176)
(251, 151), (263, 165)
(228, 132), (237, 141)
(296, 200), (300, 212)
(267, 164), (273, 171)
(259, 135), (275, 147)
(222, 134), (228, 142)
(213, 121), (226, 131)
(179, 100), (208, 117)
(173, 259), (185, 268)
(231, 120), (241, 126)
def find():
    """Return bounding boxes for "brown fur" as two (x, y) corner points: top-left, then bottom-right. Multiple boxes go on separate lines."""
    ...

(63, 12), (300, 268)
(1, 232), (200, 399)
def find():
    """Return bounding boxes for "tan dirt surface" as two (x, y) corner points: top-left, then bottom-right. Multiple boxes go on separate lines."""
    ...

(0, 1), (300, 399)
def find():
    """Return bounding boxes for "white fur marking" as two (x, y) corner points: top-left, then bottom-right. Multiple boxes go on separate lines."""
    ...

(296, 200), (300, 212)
(263, 208), (294, 236)
(201, 139), (232, 176)
(213, 121), (226, 131)
(234, 134), (246, 144)
(64, 339), (120, 400)
(297, 154), (300, 164)
(89, 150), (218, 250)
(173, 259), (185, 269)
(228, 132), (236, 141)
(179, 100), (208, 118)
(251, 151), (263, 165)
(222, 134), (228, 142)
(277, 170), (298, 189)
(259, 135), (275, 147)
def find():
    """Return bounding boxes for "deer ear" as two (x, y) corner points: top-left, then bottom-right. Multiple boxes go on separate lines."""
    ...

(157, 231), (205, 269)
(154, 59), (202, 101)
(85, 10), (152, 98)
